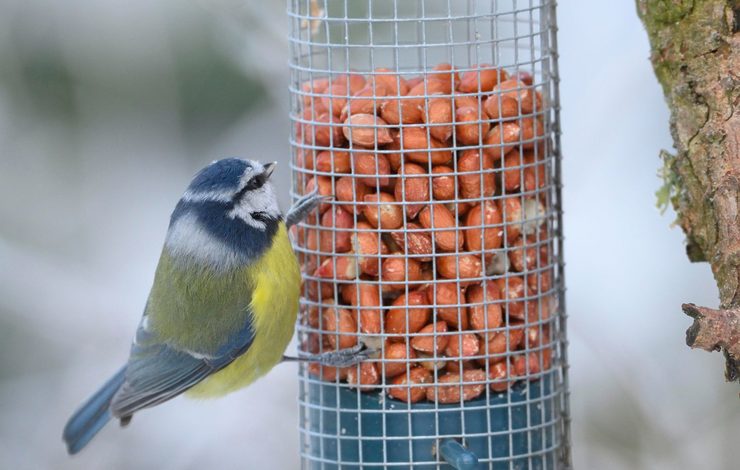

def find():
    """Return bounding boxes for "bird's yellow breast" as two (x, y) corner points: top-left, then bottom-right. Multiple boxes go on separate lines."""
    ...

(187, 223), (301, 398)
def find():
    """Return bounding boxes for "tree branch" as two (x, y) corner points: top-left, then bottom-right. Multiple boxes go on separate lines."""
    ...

(637, 0), (740, 383)
(683, 303), (740, 382)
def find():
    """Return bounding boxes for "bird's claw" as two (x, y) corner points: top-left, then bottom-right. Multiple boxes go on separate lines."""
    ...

(307, 342), (377, 368)
(285, 188), (332, 228)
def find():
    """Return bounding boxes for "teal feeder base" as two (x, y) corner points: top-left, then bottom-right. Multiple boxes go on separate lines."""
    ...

(302, 374), (558, 469)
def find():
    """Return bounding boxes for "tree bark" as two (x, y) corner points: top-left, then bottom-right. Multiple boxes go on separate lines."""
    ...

(637, 0), (740, 383)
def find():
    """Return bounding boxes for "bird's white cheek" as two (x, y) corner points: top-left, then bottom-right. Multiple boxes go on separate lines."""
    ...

(165, 213), (245, 270)
(228, 185), (280, 227)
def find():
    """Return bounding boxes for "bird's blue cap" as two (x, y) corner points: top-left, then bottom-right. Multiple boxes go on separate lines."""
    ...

(187, 158), (252, 194)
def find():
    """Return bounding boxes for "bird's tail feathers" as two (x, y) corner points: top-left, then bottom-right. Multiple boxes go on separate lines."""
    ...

(62, 366), (127, 455)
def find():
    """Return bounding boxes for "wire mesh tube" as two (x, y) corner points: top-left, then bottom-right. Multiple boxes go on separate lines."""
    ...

(288, 1), (569, 468)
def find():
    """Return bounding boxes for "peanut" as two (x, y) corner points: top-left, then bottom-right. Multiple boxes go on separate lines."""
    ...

(519, 117), (545, 150)
(362, 192), (404, 229)
(342, 114), (393, 147)
(322, 304), (358, 350)
(301, 78), (330, 107)
(388, 367), (432, 403)
(305, 112), (346, 148)
(478, 328), (525, 365)
(308, 362), (351, 381)
(522, 150), (547, 192)
(430, 63), (459, 92)
(458, 65), (507, 93)
(431, 165), (457, 200)
(420, 97), (454, 142)
(399, 127), (453, 165)
(513, 352), (542, 377)
(335, 176), (369, 214)
(352, 152), (391, 187)
(426, 283), (468, 329)
(437, 254), (483, 280)
(501, 149), (523, 192)
(315, 150), (351, 174)
(380, 97), (423, 125)
(319, 206), (353, 253)
(526, 268), (553, 294)
(455, 106), (491, 145)
(394, 162), (430, 218)
(381, 256), (424, 291)
(418, 204), (462, 252)
(488, 361), (514, 392)
(508, 236), (541, 273)
(320, 83), (349, 117)
(384, 131), (404, 171)
(390, 222), (433, 261)
(483, 121), (521, 160)
(467, 280), (503, 341)
(411, 321), (449, 354)
(444, 332), (480, 359)
(332, 72), (367, 95)
(464, 200), (504, 253)
(453, 94), (480, 111)
(495, 79), (541, 114)
(314, 256), (359, 280)
(346, 362), (380, 391)
(499, 196), (523, 241)
(296, 148), (316, 171)
(457, 150), (496, 199)
(483, 94), (520, 121)
(406, 80), (448, 109)
(372, 68), (409, 96)
(340, 82), (388, 120)
(382, 340), (417, 378)
(385, 291), (432, 335)
(341, 283), (382, 334)
(494, 276), (528, 319)
(305, 277), (333, 302)
(426, 369), (487, 403)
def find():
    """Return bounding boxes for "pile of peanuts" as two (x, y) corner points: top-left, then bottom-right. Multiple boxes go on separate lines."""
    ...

(292, 63), (556, 404)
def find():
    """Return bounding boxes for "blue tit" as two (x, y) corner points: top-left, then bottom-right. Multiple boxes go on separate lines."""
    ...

(62, 158), (370, 455)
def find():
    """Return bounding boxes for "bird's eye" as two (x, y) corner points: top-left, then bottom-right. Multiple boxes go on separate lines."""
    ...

(245, 174), (265, 191)
(233, 174), (265, 201)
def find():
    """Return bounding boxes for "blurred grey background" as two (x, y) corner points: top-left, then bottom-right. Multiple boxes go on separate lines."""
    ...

(0, 0), (737, 469)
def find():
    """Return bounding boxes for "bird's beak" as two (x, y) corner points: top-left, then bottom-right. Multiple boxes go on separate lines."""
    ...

(263, 162), (277, 180)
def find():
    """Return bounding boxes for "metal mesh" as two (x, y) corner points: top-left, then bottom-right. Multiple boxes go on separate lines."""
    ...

(288, 0), (569, 468)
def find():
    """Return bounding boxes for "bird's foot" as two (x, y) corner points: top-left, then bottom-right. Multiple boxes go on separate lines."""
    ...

(284, 343), (377, 368)
(285, 188), (332, 228)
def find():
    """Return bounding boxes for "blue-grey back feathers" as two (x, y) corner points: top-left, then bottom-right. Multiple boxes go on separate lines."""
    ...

(111, 313), (255, 417)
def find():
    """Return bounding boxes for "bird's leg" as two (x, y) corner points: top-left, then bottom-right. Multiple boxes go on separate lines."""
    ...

(285, 188), (332, 229)
(282, 343), (377, 368)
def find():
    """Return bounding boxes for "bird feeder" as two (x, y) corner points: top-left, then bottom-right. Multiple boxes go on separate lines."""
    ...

(288, 0), (570, 468)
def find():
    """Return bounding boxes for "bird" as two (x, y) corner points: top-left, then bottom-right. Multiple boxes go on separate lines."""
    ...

(62, 158), (370, 455)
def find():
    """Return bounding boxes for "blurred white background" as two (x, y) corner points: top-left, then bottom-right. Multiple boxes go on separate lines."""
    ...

(0, 1), (737, 469)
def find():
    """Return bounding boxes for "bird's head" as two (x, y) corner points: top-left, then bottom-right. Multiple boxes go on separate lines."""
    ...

(182, 158), (280, 228)
(165, 158), (282, 268)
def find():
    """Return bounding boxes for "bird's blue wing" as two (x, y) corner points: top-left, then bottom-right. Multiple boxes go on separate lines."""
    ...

(109, 313), (254, 418)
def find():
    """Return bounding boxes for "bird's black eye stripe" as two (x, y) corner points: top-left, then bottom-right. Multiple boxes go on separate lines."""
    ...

(233, 173), (266, 201)
(251, 211), (271, 223)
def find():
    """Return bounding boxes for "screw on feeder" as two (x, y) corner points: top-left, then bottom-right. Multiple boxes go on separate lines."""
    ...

(289, 0), (569, 468)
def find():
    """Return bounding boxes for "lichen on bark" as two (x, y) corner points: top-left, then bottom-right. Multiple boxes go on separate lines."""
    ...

(637, 0), (740, 383)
